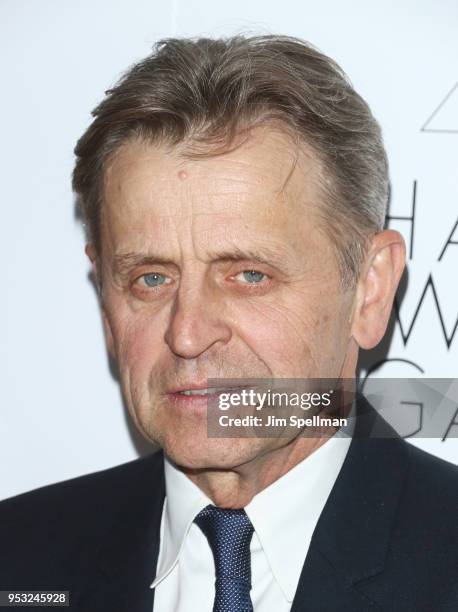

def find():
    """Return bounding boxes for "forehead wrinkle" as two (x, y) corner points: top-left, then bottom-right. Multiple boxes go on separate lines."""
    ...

(106, 129), (310, 214)
(101, 129), (323, 267)
(179, 130), (301, 193)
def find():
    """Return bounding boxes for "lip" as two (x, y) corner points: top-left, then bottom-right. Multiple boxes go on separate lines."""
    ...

(166, 388), (245, 400)
(165, 389), (236, 415)
(167, 390), (228, 400)
(168, 383), (219, 394)
(166, 382), (250, 394)
(165, 384), (253, 409)
(164, 385), (264, 421)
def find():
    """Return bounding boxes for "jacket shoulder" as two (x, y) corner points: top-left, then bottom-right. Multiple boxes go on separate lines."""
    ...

(0, 450), (164, 521)
(0, 450), (164, 588)
(403, 441), (458, 509)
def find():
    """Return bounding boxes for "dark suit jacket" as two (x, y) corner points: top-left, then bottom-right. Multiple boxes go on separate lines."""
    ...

(1, 396), (457, 611)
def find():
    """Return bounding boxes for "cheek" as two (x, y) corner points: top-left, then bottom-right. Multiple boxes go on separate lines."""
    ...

(109, 307), (165, 379)
(229, 290), (331, 374)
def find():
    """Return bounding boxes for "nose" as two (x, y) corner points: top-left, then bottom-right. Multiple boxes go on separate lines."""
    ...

(164, 277), (232, 359)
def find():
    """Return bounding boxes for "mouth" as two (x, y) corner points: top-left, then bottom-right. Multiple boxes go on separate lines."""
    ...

(165, 385), (252, 409)
(175, 387), (237, 396)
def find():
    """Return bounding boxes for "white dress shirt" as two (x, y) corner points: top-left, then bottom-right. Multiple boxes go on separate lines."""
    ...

(151, 412), (355, 611)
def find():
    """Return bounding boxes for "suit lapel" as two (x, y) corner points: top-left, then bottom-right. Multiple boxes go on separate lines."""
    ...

(77, 451), (165, 612)
(290, 545), (382, 611)
(291, 396), (410, 611)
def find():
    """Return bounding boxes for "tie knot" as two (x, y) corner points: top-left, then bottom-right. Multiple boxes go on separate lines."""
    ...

(194, 504), (254, 583)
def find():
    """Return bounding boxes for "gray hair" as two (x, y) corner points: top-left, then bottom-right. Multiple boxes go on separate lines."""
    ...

(72, 35), (389, 288)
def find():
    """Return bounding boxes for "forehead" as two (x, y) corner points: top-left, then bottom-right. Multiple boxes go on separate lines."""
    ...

(101, 126), (325, 256)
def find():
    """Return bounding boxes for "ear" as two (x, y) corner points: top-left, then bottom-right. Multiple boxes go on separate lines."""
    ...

(85, 243), (103, 295)
(85, 243), (98, 271)
(351, 230), (406, 350)
(85, 243), (116, 358)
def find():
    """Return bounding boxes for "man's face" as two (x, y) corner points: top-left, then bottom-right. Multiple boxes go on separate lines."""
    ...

(97, 127), (355, 469)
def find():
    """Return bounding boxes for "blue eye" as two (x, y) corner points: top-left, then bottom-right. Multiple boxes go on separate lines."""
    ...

(240, 270), (266, 283)
(142, 273), (167, 287)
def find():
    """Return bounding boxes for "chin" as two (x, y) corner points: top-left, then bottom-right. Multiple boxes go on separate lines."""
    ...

(162, 437), (266, 472)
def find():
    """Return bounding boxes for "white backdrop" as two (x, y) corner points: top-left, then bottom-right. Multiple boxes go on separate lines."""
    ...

(2, 0), (457, 500)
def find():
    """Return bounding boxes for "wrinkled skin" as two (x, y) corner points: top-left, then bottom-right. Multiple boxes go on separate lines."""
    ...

(88, 127), (405, 506)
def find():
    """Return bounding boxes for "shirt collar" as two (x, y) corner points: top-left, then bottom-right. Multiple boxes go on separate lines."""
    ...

(150, 454), (212, 588)
(151, 405), (355, 597)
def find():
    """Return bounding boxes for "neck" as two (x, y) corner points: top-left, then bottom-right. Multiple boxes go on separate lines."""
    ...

(182, 434), (330, 508)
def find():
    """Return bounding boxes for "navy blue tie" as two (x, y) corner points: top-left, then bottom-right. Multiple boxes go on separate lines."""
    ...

(194, 504), (255, 612)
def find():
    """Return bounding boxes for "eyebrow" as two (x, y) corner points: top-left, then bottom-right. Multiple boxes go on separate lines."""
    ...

(112, 246), (289, 277)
